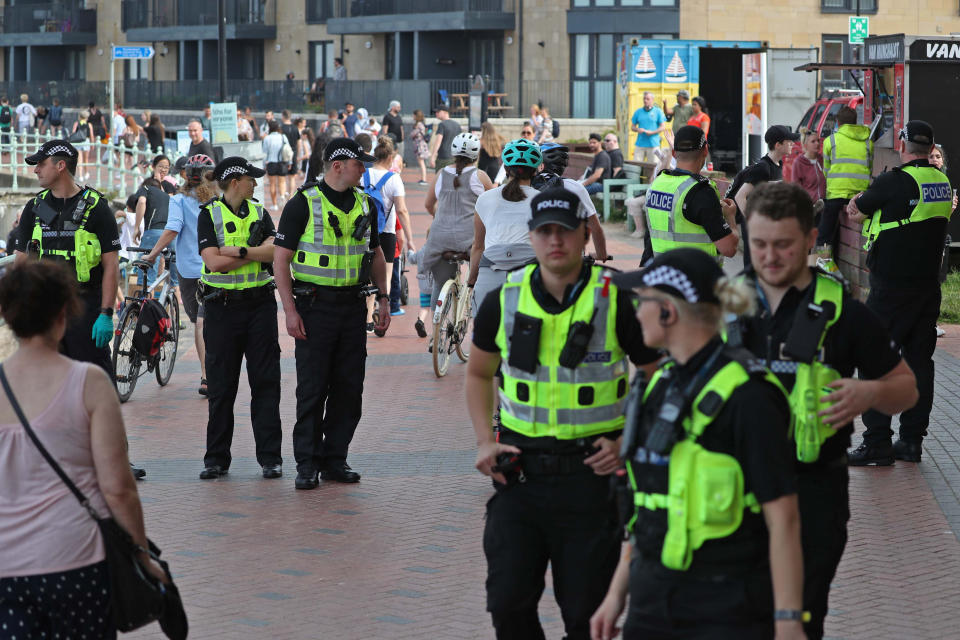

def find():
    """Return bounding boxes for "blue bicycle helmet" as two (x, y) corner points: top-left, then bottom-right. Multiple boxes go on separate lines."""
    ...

(539, 142), (569, 173)
(501, 138), (542, 169)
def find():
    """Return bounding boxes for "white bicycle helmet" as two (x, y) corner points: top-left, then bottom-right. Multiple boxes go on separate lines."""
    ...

(451, 132), (481, 160)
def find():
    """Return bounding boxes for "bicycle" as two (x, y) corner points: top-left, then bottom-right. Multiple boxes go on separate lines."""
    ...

(112, 247), (180, 403)
(432, 250), (471, 378)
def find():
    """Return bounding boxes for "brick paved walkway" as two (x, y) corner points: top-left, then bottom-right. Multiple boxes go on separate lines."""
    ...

(119, 170), (960, 639)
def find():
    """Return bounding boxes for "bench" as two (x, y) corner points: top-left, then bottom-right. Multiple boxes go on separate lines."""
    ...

(595, 162), (657, 221)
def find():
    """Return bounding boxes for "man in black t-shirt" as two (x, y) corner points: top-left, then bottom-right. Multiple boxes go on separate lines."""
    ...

(603, 133), (624, 177)
(729, 125), (799, 267)
(582, 133), (611, 195)
(187, 119), (217, 162)
(845, 120), (950, 465)
(429, 105), (462, 171)
(14, 140), (120, 377)
(740, 182), (917, 640)
(273, 138), (391, 490)
(382, 100), (404, 157)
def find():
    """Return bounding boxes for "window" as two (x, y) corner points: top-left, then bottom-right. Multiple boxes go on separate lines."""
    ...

(306, 0), (333, 23)
(65, 49), (85, 81)
(309, 41), (335, 82)
(820, 0), (877, 13)
(572, 0), (676, 6)
(821, 35), (859, 90)
(820, 102), (845, 137)
(571, 34), (614, 118)
(797, 105), (815, 132)
(125, 59), (150, 80)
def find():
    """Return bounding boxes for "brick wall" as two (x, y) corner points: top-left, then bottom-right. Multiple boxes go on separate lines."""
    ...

(838, 213), (870, 300)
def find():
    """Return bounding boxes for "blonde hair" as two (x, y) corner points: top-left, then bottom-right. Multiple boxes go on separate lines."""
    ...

(657, 277), (756, 331)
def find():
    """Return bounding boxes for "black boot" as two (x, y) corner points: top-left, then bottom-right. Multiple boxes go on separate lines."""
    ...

(893, 439), (922, 462)
(848, 442), (895, 466)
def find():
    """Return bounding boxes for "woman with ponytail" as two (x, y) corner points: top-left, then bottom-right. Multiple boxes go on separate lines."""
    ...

(591, 248), (805, 640)
(468, 138), (542, 315)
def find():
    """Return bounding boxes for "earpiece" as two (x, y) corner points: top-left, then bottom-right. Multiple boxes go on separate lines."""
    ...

(659, 306), (671, 322)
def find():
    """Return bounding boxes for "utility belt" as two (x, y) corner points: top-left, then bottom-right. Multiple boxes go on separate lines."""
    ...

(199, 281), (276, 304)
(796, 453), (847, 473)
(293, 282), (367, 304)
(517, 451), (593, 476)
(633, 551), (769, 582)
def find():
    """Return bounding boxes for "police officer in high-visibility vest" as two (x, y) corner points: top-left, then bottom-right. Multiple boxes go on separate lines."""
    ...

(643, 125), (739, 262)
(590, 249), (805, 640)
(467, 187), (659, 640)
(13, 140), (120, 377)
(274, 138), (391, 490)
(846, 120), (951, 465)
(196, 157), (282, 480)
(818, 106), (872, 257)
(737, 182), (917, 640)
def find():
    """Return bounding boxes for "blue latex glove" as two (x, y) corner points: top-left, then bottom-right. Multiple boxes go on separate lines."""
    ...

(92, 313), (114, 348)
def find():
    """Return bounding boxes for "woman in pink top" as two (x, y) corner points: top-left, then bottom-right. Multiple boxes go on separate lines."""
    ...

(0, 262), (166, 638)
(790, 129), (826, 203)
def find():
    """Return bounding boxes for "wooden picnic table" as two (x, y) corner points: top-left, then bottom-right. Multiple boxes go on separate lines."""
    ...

(449, 93), (468, 115)
(487, 93), (512, 114)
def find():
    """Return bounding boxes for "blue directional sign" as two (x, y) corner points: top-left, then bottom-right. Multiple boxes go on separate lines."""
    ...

(113, 46), (155, 60)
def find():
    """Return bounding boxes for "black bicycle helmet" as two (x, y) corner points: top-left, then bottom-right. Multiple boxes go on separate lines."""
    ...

(539, 142), (569, 174)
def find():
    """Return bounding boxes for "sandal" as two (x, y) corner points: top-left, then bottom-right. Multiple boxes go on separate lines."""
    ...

(199, 378), (208, 396)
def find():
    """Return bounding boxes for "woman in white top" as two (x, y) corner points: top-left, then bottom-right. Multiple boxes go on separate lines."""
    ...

(362, 137), (412, 329)
(422, 132), (494, 313)
(468, 138), (543, 316)
(261, 120), (287, 211)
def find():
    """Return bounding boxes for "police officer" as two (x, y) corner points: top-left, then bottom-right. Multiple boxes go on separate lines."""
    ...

(273, 137), (391, 490)
(738, 182), (917, 639)
(846, 120), (951, 465)
(819, 106), (872, 257)
(643, 125), (739, 262)
(13, 140), (120, 376)
(467, 187), (659, 640)
(196, 157), (282, 480)
(591, 248), (804, 640)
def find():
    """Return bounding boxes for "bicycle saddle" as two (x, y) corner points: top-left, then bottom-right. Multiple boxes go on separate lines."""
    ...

(441, 251), (470, 262)
(131, 260), (152, 271)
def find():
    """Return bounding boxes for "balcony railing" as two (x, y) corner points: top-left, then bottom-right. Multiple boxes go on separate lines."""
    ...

(122, 0), (276, 30)
(0, 3), (96, 35)
(122, 79), (307, 110)
(332, 0), (514, 18)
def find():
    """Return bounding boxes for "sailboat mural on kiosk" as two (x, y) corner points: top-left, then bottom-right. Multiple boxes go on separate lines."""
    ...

(634, 47), (656, 80)
(665, 52), (688, 83)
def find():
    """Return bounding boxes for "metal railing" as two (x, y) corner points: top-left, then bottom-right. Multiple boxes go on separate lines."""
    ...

(121, 79), (307, 110)
(332, 0), (513, 17)
(0, 129), (186, 199)
(0, 82), (107, 109)
(0, 2), (97, 34)
(121, 0), (276, 29)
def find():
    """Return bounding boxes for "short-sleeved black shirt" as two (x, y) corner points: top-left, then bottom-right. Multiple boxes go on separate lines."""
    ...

(740, 269), (902, 467)
(642, 169), (732, 260)
(628, 338), (795, 573)
(588, 150), (612, 184)
(274, 181), (380, 254)
(382, 112), (404, 142)
(608, 148), (624, 176)
(854, 159), (949, 285)
(741, 154), (783, 185)
(196, 198), (276, 253)
(14, 188), (120, 289)
(136, 184), (170, 230)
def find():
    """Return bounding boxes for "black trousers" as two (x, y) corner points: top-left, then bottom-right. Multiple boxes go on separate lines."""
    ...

(861, 278), (938, 445)
(623, 559), (774, 640)
(483, 472), (620, 640)
(62, 289), (113, 381)
(817, 198), (849, 256)
(202, 295), (282, 468)
(291, 295), (367, 474)
(797, 464), (849, 640)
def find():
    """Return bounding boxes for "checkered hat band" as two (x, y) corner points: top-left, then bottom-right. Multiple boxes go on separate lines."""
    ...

(641, 265), (701, 303)
(47, 145), (74, 156)
(220, 166), (247, 179)
(328, 148), (358, 160)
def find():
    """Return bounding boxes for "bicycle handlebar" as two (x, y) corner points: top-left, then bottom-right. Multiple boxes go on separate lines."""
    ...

(125, 246), (176, 259)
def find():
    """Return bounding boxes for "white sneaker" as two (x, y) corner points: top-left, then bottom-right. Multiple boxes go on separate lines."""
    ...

(937, 326), (946, 338)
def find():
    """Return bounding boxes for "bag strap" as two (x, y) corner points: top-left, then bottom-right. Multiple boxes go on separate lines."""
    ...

(0, 364), (98, 519)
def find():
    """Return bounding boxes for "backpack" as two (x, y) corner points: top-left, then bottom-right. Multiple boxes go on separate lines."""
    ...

(132, 299), (171, 358)
(362, 169), (393, 233)
(0, 106), (10, 125)
(552, 119), (560, 139)
(48, 104), (62, 124)
(532, 171), (564, 192)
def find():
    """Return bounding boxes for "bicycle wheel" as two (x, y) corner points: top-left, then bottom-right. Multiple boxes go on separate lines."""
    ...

(400, 274), (409, 306)
(432, 286), (457, 378)
(112, 307), (142, 403)
(455, 285), (471, 363)
(156, 294), (179, 386)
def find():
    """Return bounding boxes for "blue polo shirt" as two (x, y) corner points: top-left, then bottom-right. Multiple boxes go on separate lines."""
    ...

(165, 192), (203, 279)
(631, 106), (666, 148)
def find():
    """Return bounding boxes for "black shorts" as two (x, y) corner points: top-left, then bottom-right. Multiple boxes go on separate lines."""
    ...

(178, 275), (205, 323)
(287, 162), (298, 176)
(266, 162), (286, 176)
(380, 232), (396, 264)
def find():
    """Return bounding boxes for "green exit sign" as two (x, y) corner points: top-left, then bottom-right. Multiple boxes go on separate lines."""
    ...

(849, 16), (869, 44)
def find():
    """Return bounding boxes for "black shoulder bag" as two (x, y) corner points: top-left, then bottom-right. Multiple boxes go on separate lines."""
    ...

(0, 364), (187, 639)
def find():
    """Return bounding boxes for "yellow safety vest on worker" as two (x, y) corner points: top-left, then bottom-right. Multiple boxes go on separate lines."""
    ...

(495, 264), (629, 439)
(861, 165), (953, 251)
(200, 198), (272, 290)
(30, 187), (103, 283)
(824, 124), (873, 200)
(645, 171), (720, 257)
(291, 184), (372, 287)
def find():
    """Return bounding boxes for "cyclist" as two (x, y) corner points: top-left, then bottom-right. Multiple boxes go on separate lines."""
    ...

(422, 132), (494, 314)
(143, 154), (217, 396)
(467, 187), (660, 640)
(469, 138), (541, 314)
(533, 141), (609, 261)
(196, 157), (282, 481)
